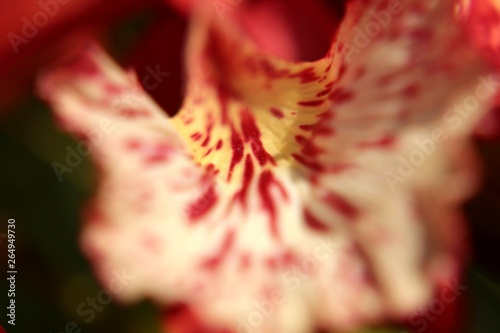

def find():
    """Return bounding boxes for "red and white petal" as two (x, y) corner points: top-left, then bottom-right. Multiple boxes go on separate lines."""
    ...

(299, 0), (493, 322)
(302, 0), (495, 169)
(303, 131), (475, 319)
(38, 44), (213, 302)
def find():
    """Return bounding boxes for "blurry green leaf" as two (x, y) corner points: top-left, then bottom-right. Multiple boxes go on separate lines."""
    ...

(467, 267), (500, 333)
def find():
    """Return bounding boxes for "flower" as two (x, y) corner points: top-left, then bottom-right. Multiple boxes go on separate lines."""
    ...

(37, 0), (497, 332)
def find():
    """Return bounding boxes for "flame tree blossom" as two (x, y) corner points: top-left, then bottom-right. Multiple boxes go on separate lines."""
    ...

(37, 0), (498, 332)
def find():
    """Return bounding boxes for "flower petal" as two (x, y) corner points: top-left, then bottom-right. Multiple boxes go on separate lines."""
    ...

(38, 43), (213, 303)
(297, 0), (496, 318)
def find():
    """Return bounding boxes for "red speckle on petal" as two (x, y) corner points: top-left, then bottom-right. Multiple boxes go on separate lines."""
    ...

(202, 148), (213, 158)
(298, 99), (326, 107)
(205, 163), (218, 174)
(299, 124), (316, 131)
(201, 120), (215, 147)
(292, 153), (323, 171)
(337, 63), (348, 80)
(270, 107), (285, 119)
(282, 250), (296, 266)
(358, 135), (395, 149)
(324, 63), (332, 73)
(295, 135), (308, 146)
(104, 84), (122, 95)
(228, 128), (244, 181)
(201, 230), (235, 270)
(316, 88), (331, 97)
(215, 139), (223, 150)
(190, 132), (202, 141)
(324, 192), (359, 220)
(258, 170), (288, 238)
(266, 251), (296, 270)
(401, 84), (420, 98)
(233, 154), (254, 206)
(289, 67), (320, 83)
(295, 134), (324, 159)
(325, 81), (335, 89)
(145, 143), (173, 164)
(126, 138), (141, 150)
(201, 136), (210, 147)
(266, 256), (280, 270)
(329, 88), (353, 104)
(241, 110), (260, 141)
(259, 59), (291, 79)
(126, 139), (173, 164)
(304, 209), (331, 232)
(314, 125), (334, 136)
(326, 163), (355, 174)
(187, 183), (218, 221)
(241, 110), (275, 166)
(118, 108), (150, 118)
